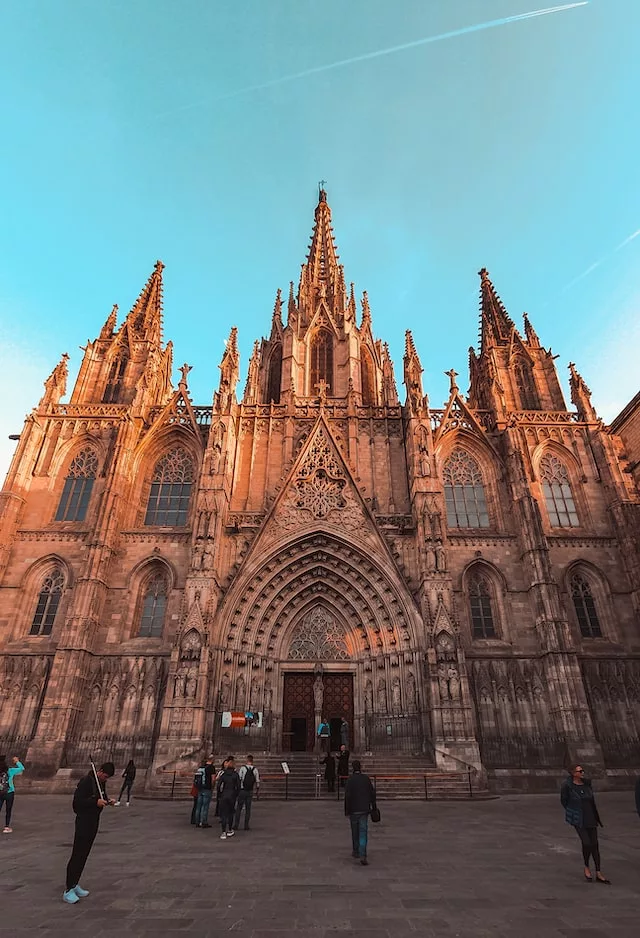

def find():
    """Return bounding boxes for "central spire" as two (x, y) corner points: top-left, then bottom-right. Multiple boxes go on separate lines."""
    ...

(298, 187), (346, 325)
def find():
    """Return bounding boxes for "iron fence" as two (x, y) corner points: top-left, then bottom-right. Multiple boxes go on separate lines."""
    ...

(0, 734), (32, 760)
(364, 713), (429, 755)
(62, 733), (157, 769)
(212, 714), (272, 755)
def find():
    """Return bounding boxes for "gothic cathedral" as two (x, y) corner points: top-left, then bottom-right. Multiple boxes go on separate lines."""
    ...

(1, 189), (639, 791)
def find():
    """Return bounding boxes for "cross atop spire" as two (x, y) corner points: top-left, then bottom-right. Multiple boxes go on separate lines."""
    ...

(478, 267), (516, 352)
(127, 260), (165, 346)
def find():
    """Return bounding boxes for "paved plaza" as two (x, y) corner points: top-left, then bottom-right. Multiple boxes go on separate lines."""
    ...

(2, 790), (640, 937)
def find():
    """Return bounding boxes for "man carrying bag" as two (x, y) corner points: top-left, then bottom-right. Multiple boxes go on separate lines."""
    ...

(344, 760), (378, 866)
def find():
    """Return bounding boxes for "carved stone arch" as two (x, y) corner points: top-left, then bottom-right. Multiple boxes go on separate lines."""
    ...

(564, 560), (614, 643)
(179, 628), (202, 662)
(48, 433), (106, 482)
(461, 559), (510, 643)
(126, 556), (175, 640)
(435, 429), (505, 532)
(126, 424), (202, 529)
(286, 604), (350, 661)
(17, 554), (73, 641)
(532, 441), (587, 531)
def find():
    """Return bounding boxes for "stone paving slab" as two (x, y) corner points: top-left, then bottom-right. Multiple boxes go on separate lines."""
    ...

(0, 791), (639, 936)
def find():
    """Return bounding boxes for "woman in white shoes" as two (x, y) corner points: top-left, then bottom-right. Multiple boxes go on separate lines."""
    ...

(115, 760), (136, 806)
(0, 754), (25, 833)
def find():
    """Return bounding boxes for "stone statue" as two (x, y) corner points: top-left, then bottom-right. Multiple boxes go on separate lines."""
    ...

(406, 671), (417, 709)
(220, 672), (231, 708)
(313, 674), (324, 713)
(365, 679), (373, 712)
(174, 670), (186, 699)
(377, 678), (387, 711)
(447, 665), (460, 700)
(438, 663), (449, 700)
(391, 677), (402, 710)
(250, 679), (261, 713)
(185, 670), (197, 698)
(264, 680), (273, 712)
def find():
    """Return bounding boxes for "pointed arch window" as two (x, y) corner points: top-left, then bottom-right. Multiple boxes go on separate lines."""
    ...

(360, 347), (376, 406)
(310, 329), (333, 395)
(55, 448), (98, 522)
(514, 358), (539, 410)
(539, 453), (578, 527)
(144, 446), (194, 526)
(266, 345), (282, 404)
(443, 450), (490, 529)
(103, 352), (129, 403)
(570, 573), (602, 638)
(30, 566), (65, 636)
(137, 571), (168, 638)
(468, 571), (496, 638)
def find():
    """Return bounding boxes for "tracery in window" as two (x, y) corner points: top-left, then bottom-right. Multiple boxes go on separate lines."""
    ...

(310, 329), (333, 395)
(55, 448), (98, 522)
(514, 358), (539, 410)
(570, 573), (602, 638)
(443, 449), (490, 529)
(539, 453), (578, 528)
(468, 572), (496, 639)
(144, 446), (194, 526)
(266, 345), (282, 404)
(360, 347), (376, 405)
(30, 567), (65, 636)
(103, 353), (129, 403)
(137, 572), (168, 638)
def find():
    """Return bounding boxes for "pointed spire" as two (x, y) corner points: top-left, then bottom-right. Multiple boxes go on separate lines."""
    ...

(39, 353), (69, 408)
(270, 288), (283, 339)
(243, 340), (261, 404)
(569, 362), (598, 422)
(217, 326), (239, 411)
(298, 188), (343, 323)
(287, 281), (297, 326)
(523, 312), (541, 347)
(127, 260), (164, 345)
(404, 330), (424, 412)
(345, 282), (356, 322)
(99, 304), (118, 341)
(360, 291), (372, 330)
(478, 268), (516, 351)
(382, 342), (399, 406)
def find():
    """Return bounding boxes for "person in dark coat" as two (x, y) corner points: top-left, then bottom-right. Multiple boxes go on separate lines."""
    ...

(337, 745), (350, 788)
(217, 756), (240, 839)
(321, 752), (336, 793)
(116, 760), (136, 806)
(63, 761), (115, 904)
(560, 764), (610, 883)
(344, 760), (376, 866)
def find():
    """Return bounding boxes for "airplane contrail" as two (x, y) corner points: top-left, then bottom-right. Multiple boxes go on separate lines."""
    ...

(561, 227), (640, 294)
(152, 2), (589, 121)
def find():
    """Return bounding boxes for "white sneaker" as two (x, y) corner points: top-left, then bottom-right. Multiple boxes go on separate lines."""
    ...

(3, 827), (12, 834)
(126, 802), (130, 806)
(227, 829), (235, 837)
(220, 832), (227, 840)
(114, 801), (121, 806)
(63, 889), (80, 904)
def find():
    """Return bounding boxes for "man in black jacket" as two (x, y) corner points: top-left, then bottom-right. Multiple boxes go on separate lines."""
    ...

(344, 760), (376, 866)
(63, 761), (115, 904)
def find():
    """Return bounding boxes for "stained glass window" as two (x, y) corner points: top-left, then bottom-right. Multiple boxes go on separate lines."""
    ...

(468, 573), (496, 638)
(138, 573), (168, 637)
(144, 447), (194, 526)
(443, 450), (490, 529)
(539, 453), (578, 527)
(310, 330), (333, 394)
(55, 448), (98, 522)
(571, 573), (602, 638)
(30, 567), (65, 636)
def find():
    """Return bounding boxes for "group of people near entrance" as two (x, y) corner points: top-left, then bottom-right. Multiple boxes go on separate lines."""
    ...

(190, 754), (259, 839)
(321, 744), (350, 792)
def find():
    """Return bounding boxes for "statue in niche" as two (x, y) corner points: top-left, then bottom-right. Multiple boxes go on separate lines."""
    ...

(220, 672), (231, 709)
(365, 679), (373, 712)
(235, 675), (246, 709)
(377, 678), (387, 711)
(438, 663), (450, 700)
(173, 669), (186, 699)
(264, 680), (273, 712)
(185, 670), (197, 698)
(313, 674), (324, 713)
(435, 543), (446, 572)
(447, 665), (460, 700)
(250, 680), (261, 713)
(391, 677), (402, 710)
(406, 671), (417, 709)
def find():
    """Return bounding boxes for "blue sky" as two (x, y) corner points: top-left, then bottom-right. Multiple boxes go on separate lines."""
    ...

(1, 0), (639, 477)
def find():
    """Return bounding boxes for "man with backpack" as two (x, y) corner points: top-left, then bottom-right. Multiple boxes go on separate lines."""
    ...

(193, 756), (215, 828)
(234, 755), (260, 831)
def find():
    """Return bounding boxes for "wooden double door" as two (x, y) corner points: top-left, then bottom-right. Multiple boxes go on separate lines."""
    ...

(282, 672), (354, 752)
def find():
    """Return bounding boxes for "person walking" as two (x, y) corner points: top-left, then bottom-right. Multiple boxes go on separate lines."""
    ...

(194, 756), (215, 828)
(63, 761), (115, 904)
(560, 765), (611, 884)
(0, 754), (25, 833)
(344, 760), (377, 866)
(115, 760), (136, 806)
(337, 744), (350, 788)
(217, 756), (240, 840)
(322, 751), (336, 793)
(234, 755), (260, 831)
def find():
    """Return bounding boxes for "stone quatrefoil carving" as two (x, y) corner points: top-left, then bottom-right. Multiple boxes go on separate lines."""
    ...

(288, 607), (350, 661)
(294, 429), (346, 519)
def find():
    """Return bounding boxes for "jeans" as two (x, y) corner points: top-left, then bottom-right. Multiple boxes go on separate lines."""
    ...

(0, 791), (15, 826)
(349, 812), (369, 858)
(234, 791), (253, 829)
(195, 789), (212, 825)
(66, 814), (100, 890)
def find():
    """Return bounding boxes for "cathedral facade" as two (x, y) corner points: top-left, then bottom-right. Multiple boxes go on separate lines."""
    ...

(1, 190), (639, 791)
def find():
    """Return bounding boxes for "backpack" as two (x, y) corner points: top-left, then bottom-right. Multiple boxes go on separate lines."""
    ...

(0, 771), (8, 794)
(193, 767), (205, 790)
(242, 766), (256, 792)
